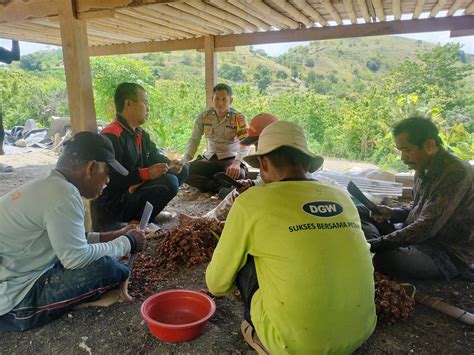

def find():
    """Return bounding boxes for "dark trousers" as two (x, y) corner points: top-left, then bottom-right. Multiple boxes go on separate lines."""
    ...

(187, 155), (248, 193)
(357, 205), (444, 280)
(121, 167), (188, 222)
(236, 255), (259, 327)
(0, 256), (129, 331)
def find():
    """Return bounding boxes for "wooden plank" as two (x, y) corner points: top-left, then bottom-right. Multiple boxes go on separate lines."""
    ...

(133, 7), (214, 35)
(413, 0), (427, 18)
(148, 4), (226, 33)
(0, 0), (186, 24)
(321, 0), (343, 24)
(293, 0), (328, 26)
(357, 0), (372, 22)
(227, 0), (281, 29)
(214, 16), (474, 46)
(208, 0), (272, 30)
(76, 0), (186, 13)
(88, 16), (474, 56)
(168, 2), (243, 32)
(241, 0), (299, 29)
(371, 0), (386, 21)
(0, 0), (57, 24)
(272, 0), (313, 27)
(187, 0), (258, 32)
(89, 37), (204, 56)
(58, 0), (97, 133)
(450, 28), (474, 36)
(466, 2), (474, 14)
(392, 0), (402, 20)
(447, 0), (467, 16)
(430, 0), (449, 17)
(343, 0), (357, 24)
(204, 36), (217, 108)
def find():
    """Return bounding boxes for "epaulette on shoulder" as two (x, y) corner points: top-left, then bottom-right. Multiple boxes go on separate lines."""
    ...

(101, 121), (123, 137)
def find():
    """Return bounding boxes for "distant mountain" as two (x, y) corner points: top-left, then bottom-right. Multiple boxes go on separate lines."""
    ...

(14, 36), (473, 97)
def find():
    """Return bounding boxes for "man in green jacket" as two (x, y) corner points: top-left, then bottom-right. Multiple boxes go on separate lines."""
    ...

(206, 121), (376, 354)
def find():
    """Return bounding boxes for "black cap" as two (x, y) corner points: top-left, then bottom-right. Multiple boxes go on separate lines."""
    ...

(63, 131), (128, 176)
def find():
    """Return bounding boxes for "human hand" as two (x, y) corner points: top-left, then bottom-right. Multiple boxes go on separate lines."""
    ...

(168, 159), (184, 174)
(148, 163), (169, 179)
(236, 179), (252, 193)
(370, 205), (394, 223)
(127, 229), (147, 253)
(225, 160), (241, 180)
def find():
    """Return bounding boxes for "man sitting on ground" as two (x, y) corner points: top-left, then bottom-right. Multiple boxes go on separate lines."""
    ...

(179, 113), (277, 223)
(183, 83), (249, 194)
(95, 82), (188, 229)
(206, 121), (376, 354)
(366, 116), (473, 281)
(0, 132), (146, 331)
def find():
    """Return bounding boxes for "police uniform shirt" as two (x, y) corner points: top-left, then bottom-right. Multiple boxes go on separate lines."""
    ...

(184, 108), (249, 162)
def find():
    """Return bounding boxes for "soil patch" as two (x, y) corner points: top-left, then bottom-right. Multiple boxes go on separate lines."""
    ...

(0, 151), (472, 354)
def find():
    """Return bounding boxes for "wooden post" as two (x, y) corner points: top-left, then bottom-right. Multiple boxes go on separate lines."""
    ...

(58, 0), (97, 132)
(204, 35), (217, 108)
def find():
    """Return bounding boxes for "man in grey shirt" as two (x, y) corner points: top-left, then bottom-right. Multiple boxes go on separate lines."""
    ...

(0, 132), (146, 331)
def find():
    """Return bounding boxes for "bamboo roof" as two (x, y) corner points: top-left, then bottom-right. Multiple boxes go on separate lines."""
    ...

(0, 0), (473, 56)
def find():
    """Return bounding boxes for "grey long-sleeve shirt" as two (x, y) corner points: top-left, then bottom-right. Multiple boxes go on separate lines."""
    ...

(0, 170), (131, 315)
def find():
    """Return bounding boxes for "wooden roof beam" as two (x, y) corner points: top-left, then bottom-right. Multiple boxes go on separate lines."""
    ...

(207, 0), (271, 31)
(148, 4), (227, 34)
(430, 0), (449, 17)
(447, 0), (467, 16)
(392, 0), (402, 20)
(118, 9), (199, 37)
(343, 0), (357, 24)
(413, 0), (427, 19)
(112, 12), (190, 39)
(321, 0), (343, 25)
(242, 0), (300, 29)
(187, 1), (258, 32)
(466, 2), (474, 14)
(89, 37), (205, 56)
(272, 0), (313, 27)
(168, 2), (244, 33)
(227, 0), (280, 29)
(133, 7), (215, 36)
(0, 0), (187, 24)
(357, 0), (372, 22)
(371, 0), (386, 21)
(89, 16), (474, 56)
(292, 0), (328, 26)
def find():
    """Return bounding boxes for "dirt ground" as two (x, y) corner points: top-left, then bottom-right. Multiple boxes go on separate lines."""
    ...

(0, 150), (472, 354)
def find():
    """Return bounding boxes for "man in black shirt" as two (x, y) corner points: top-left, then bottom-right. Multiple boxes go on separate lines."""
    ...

(94, 83), (188, 229)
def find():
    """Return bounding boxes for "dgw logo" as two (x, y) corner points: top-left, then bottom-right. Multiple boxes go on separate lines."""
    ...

(303, 201), (343, 217)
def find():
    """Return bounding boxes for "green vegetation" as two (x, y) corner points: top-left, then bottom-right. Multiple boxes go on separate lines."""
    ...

(0, 36), (472, 171)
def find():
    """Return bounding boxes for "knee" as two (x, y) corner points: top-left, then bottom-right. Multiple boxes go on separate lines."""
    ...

(94, 256), (129, 283)
(154, 174), (179, 197)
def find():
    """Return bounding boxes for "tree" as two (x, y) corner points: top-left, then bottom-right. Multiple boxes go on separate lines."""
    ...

(219, 64), (244, 82)
(305, 58), (315, 68)
(276, 70), (288, 79)
(253, 64), (272, 93)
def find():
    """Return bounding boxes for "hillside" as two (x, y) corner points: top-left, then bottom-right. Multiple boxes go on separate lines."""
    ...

(13, 35), (473, 97)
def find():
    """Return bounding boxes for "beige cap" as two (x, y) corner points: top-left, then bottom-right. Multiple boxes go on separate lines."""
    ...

(243, 121), (324, 173)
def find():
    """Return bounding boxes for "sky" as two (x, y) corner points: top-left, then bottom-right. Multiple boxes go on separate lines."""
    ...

(1, 31), (473, 57)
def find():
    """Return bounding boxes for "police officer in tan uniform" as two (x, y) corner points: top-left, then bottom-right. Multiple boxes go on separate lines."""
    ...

(183, 83), (249, 193)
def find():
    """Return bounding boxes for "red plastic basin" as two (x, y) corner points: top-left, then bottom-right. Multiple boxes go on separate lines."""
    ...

(140, 289), (216, 343)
